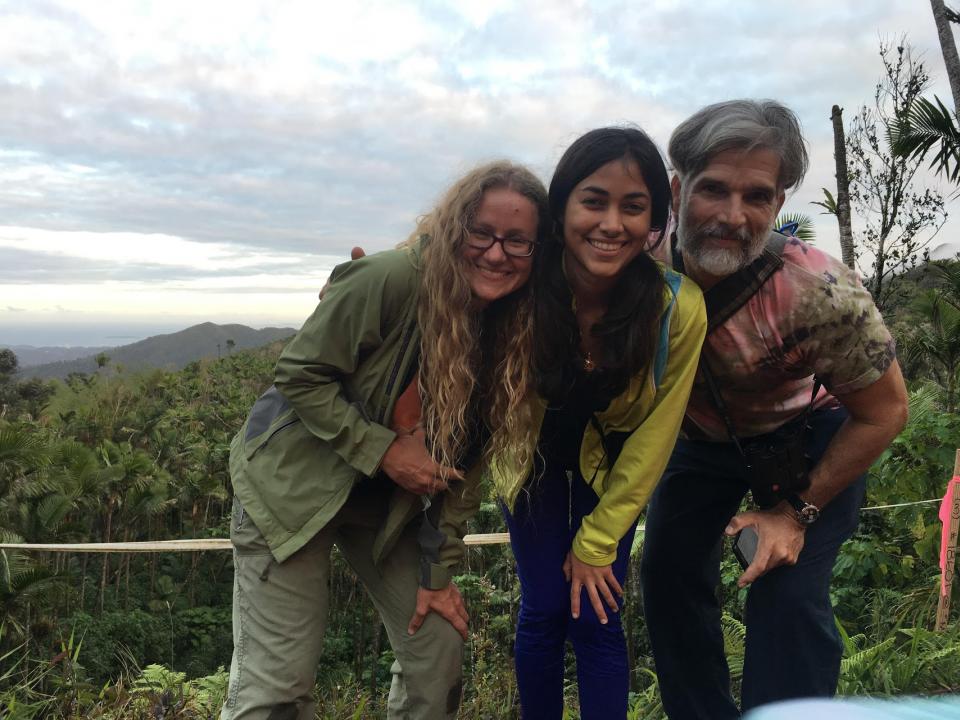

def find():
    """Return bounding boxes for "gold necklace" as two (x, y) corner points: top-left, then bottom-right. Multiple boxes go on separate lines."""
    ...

(583, 351), (596, 372)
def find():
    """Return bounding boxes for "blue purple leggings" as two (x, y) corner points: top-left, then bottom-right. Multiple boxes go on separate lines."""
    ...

(502, 464), (638, 720)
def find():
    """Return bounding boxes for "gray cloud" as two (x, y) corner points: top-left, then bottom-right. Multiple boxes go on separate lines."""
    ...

(0, 0), (955, 273)
(0, 246), (319, 284)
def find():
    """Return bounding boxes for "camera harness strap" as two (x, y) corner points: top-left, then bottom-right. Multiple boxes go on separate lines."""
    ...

(671, 231), (822, 452)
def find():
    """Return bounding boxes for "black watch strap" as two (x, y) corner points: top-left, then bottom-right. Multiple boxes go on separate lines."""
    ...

(785, 493), (820, 525)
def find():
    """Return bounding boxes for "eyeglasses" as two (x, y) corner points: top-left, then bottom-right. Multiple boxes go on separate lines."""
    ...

(465, 228), (536, 257)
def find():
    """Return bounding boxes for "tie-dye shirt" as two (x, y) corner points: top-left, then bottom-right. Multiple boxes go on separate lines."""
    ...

(675, 236), (895, 441)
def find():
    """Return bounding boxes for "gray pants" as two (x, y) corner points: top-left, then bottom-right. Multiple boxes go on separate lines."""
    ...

(221, 483), (464, 720)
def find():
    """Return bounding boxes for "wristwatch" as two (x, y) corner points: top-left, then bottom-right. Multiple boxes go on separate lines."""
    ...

(785, 493), (820, 525)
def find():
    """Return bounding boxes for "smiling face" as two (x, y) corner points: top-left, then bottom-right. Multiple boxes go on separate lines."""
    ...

(674, 147), (785, 281)
(561, 158), (652, 291)
(460, 187), (538, 308)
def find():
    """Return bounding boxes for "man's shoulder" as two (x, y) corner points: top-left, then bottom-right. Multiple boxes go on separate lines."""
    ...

(755, 237), (870, 319)
(777, 237), (855, 288)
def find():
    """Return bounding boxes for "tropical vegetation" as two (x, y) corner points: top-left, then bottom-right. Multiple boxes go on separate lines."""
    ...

(0, 266), (959, 719)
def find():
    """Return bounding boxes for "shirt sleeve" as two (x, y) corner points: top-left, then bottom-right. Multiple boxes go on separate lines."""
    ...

(787, 248), (896, 396)
(274, 254), (411, 478)
(571, 278), (707, 566)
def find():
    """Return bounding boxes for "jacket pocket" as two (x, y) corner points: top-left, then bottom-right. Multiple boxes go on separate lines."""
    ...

(242, 385), (301, 461)
(230, 497), (272, 556)
(245, 417), (301, 461)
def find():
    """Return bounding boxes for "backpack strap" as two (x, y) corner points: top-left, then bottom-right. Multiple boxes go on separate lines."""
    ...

(672, 231), (789, 334)
(653, 268), (683, 389)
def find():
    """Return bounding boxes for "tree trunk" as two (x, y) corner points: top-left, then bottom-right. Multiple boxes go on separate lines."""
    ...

(831, 106), (856, 270)
(115, 528), (128, 602)
(125, 551), (132, 609)
(80, 554), (88, 611)
(370, 623), (383, 698)
(189, 500), (200, 606)
(354, 592), (367, 680)
(932, 0), (960, 110)
(99, 503), (114, 615)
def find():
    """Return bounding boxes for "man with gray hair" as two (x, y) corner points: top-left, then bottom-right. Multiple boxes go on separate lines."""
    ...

(640, 100), (909, 717)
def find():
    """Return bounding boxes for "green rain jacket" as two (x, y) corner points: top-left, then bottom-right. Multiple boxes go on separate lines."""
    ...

(228, 244), (481, 589)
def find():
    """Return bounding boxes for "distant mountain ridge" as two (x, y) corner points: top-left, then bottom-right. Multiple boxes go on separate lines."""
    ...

(930, 241), (960, 262)
(17, 322), (296, 380)
(7, 344), (112, 368)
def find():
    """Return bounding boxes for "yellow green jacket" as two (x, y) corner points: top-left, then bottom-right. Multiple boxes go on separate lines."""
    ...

(494, 267), (706, 566)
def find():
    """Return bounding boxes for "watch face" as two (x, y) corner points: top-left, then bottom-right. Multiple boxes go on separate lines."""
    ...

(799, 505), (819, 524)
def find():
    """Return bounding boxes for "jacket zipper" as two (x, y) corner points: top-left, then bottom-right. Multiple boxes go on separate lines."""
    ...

(378, 319), (418, 424)
(248, 417), (300, 459)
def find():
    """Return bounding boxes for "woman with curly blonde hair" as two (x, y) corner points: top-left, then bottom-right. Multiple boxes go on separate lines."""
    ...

(223, 160), (548, 720)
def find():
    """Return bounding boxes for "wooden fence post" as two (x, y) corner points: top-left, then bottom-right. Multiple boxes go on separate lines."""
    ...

(935, 449), (960, 631)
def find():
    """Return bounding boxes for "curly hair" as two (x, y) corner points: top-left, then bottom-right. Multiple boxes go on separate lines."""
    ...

(404, 161), (550, 476)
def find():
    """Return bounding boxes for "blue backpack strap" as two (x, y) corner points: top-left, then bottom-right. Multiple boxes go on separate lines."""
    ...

(653, 269), (683, 388)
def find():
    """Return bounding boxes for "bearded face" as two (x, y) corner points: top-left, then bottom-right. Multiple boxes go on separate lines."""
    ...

(676, 210), (773, 276)
(673, 148), (784, 277)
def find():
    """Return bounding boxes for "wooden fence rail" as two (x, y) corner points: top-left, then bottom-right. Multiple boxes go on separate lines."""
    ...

(0, 533), (512, 553)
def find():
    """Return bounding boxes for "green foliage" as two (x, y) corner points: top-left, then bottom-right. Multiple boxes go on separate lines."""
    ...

(899, 262), (960, 409)
(839, 624), (960, 695)
(869, 397), (960, 512)
(890, 94), (960, 184)
(812, 187), (839, 216)
(2, 327), (959, 717)
(847, 41), (947, 311)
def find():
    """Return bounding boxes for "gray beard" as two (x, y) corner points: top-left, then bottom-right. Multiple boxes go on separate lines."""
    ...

(676, 217), (772, 277)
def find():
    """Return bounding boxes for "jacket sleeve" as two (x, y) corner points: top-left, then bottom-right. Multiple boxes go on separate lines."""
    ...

(274, 254), (411, 479)
(571, 279), (707, 566)
(417, 462), (485, 589)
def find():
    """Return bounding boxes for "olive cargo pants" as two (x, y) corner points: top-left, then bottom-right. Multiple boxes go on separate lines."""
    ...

(221, 482), (464, 720)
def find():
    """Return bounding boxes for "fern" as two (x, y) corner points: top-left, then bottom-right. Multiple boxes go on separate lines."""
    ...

(839, 636), (896, 693)
(721, 613), (746, 680)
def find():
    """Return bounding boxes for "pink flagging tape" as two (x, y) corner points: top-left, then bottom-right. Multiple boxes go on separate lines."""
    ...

(940, 477), (960, 596)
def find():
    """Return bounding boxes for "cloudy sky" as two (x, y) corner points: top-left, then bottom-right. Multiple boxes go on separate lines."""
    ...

(2, 0), (957, 345)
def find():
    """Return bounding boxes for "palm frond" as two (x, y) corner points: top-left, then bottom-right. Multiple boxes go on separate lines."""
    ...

(889, 95), (960, 182)
(811, 188), (838, 216)
(0, 427), (50, 470)
(905, 383), (944, 422)
(776, 212), (816, 243)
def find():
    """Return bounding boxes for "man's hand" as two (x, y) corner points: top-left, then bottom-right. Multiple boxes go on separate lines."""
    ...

(563, 550), (623, 624)
(380, 429), (463, 495)
(725, 505), (805, 588)
(318, 247), (367, 300)
(407, 582), (469, 640)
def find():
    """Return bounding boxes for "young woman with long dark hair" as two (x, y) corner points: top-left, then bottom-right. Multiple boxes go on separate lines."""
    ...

(494, 128), (707, 719)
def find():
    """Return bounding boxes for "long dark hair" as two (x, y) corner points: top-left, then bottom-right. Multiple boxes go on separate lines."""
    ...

(536, 126), (671, 404)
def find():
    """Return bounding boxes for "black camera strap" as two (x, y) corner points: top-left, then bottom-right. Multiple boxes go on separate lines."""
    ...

(671, 231), (787, 334)
(672, 231), (821, 452)
(699, 355), (822, 456)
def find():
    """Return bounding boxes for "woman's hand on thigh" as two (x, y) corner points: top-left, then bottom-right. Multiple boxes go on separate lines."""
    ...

(407, 582), (470, 640)
(563, 551), (623, 624)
